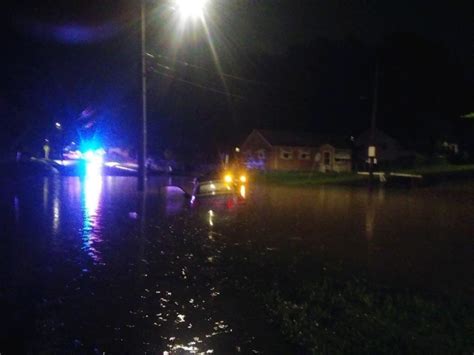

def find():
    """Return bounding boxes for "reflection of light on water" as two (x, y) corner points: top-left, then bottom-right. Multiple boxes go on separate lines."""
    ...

(163, 186), (186, 216)
(365, 211), (374, 241)
(81, 164), (103, 262)
(170, 344), (200, 352)
(170, 320), (230, 352)
(165, 333), (220, 353)
(365, 196), (375, 241)
(13, 196), (20, 224)
(240, 185), (246, 199)
(208, 210), (214, 226)
(53, 194), (60, 234)
(42, 177), (61, 234)
(51, 178), (61, 235)
(42, 177), (49, 212)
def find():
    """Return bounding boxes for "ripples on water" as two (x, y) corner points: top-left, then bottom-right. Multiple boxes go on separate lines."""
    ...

(1, 176), (473, 352)
(0, 176), (264, 353)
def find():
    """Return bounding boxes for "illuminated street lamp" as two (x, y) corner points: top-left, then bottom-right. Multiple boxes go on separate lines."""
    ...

(138, 0), (210, 191)
(55, 122), (64, 162)
(175, 0), (209, 19)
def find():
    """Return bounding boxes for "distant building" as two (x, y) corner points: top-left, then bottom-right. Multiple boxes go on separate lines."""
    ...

(241, 129), (352, 172)
(354, 129), (415, 169)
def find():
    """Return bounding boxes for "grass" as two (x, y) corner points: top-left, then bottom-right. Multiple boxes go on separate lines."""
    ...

(253, 171), (364, 186)
(221, 247), (474, 354)
(396, 164), (474, 175)
(252, 164), (474, 187)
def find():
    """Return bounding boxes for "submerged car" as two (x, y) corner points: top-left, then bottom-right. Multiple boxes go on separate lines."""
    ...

(160, 167), (248, 210)
(190, 177), (247, 209)
(195, 166), (248, 186)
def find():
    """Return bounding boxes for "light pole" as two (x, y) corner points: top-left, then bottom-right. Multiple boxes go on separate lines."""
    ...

(138, 0), (148, 191)
(138, 0), (210, 191)
(368, 58), (379, 185)
(55, 122), (64, 164)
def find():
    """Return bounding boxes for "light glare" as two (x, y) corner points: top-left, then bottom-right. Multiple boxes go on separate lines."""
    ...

(175, 0), (208, 19)
(84, 149), (105, 177)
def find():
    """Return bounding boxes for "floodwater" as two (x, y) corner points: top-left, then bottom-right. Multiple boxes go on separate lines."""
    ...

(1, 175), (473, 353)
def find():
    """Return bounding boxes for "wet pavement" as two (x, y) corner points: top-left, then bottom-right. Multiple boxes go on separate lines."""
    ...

(1, 175), (473, 353)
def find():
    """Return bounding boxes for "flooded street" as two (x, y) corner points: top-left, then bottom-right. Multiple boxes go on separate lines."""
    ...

(1, 176), (473, 353)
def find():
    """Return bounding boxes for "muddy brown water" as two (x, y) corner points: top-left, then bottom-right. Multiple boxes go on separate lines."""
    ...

(1, 176), (473, 353)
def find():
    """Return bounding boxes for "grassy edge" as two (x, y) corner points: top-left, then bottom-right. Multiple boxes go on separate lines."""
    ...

(251, 164), (474, 187)
(221, 246), (474, 354)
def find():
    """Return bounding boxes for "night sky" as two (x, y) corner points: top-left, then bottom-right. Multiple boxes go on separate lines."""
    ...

(1, 0), (473, 159)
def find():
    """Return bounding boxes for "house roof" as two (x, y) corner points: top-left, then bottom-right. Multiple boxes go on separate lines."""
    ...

(254, 129), (350, 148)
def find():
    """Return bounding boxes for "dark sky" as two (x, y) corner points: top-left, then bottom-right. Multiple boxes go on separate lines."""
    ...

(1, 0), (472, 155)
(5, 0), (472, 53)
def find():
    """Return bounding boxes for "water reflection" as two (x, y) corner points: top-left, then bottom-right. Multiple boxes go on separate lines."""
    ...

(80, 172), (103, 263)
(52, 180), (61, 235)
(365, 188), (385, 242)
(42, 177), (49, 213)
(208, 209), (214, 226)
(3, 176), (474, 352)
(162, 186), (187, 216)
(239, 184), (246, 199)
(365, 193), (375, 241)
(42, 177), (61, 234)
(13, 195), (19, 224)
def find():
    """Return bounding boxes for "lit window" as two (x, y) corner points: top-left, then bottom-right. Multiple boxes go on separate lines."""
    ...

(298, 150), (310, 160)
(334, 151), (351, 163)
(280, 149), (293, 160)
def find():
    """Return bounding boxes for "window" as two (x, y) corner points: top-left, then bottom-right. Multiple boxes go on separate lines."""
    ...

(280, 149), (293, 160)
(298, 150), (311, 160)
(257, 149), (266, 160)
(334, 151), (350, 163)
(323, 151), (331, 165)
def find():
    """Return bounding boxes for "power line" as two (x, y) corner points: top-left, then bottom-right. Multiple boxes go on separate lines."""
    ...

(146, 52), (267, 86)
(149, 67), (246, 100)
(147, 53), (293, 110)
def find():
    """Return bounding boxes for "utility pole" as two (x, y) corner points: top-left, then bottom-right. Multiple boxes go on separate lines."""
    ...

(368, 58), (379, 184)
(138, 0), (148, 191)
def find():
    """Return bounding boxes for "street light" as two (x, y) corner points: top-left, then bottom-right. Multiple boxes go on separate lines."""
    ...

(55, 122), (64, 163)
(175, 0), (209, 19)
(138, 0), (211, 191)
